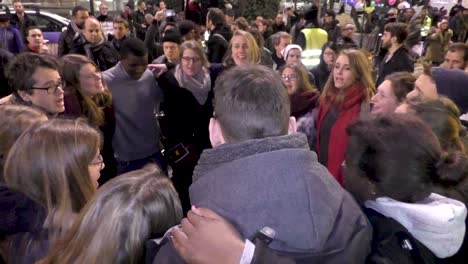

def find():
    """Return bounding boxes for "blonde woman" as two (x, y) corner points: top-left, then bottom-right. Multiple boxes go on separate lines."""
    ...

(223, 30), (261, 67)
(316, 49), (376, 186)
(41, 165), (182, 264)
(1, 119), (101, 263)
(0, 105), (47, 180)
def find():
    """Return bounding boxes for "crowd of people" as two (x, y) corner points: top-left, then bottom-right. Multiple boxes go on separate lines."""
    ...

(0, 0), (468, 263)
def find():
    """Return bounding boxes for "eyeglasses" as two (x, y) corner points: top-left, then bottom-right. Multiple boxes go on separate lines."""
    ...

(181, 56), (201, 63)
(31, 80), (64, 94)
(324, 52), (336, 56)
(91, 155), (105, 170)
(281, 74), (297, 81)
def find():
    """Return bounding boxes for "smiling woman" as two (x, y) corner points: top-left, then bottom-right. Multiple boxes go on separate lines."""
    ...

(60, 54), (117, 185)
(223, 30), (261, 67)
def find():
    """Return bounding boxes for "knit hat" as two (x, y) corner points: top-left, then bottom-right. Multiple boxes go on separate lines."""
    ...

(304, 6), (318, 21)
(162, 29), (182, 45)
(281, 44), (303, 59)
(432, 67), (468, 114)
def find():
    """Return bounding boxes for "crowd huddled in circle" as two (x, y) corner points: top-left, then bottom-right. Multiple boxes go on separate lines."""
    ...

(1, 0), (468, 263)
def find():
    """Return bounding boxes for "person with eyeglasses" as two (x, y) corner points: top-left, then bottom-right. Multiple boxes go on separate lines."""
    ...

(154, 40), (215, 215)
(0, 53), (65, 116)
(282, 44), (315, 84)
(279, 64), (320, 149)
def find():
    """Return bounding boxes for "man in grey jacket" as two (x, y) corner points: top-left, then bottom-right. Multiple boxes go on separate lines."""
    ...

(153, 65), (371, 263)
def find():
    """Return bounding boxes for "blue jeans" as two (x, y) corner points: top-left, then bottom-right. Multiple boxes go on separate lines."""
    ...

(116, 152), (167, 176)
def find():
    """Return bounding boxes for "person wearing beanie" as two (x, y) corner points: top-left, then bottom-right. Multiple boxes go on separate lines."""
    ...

(407, 65), (468, 114)
(282, 44), (315, 84)
(296, 6), (328, 52)
(152, 29), (182, 64)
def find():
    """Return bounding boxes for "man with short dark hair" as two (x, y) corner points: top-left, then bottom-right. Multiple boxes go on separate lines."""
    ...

(322, 9), (340, 43)
(1, 53), (64, 116)
(58, 5), (89, 56)
(10, 0), (36, 39)
(132, 0), (148, 41)
(376, 22), (414, 86)
(0, 14), (25, 54)
(103, 37), (165, 175)
(270, 31), (292, 70)
(206, 8), (232, 63)
(272, 12), (288, 33)
(23, 26), (49, 54)
(153, 65), (372, 263)
(441, 42), (468, 70)
(111, 17), (131, 51)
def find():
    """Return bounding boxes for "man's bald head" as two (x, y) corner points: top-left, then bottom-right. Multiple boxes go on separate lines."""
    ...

(83, 18), (103, 44)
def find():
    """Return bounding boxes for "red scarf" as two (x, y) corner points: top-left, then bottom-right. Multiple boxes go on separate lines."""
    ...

(316, 82), (366, 186)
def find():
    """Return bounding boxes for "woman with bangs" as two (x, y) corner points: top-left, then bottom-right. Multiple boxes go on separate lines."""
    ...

(60, 54), (117, 185)
(0, 119), (102, 263)
(316, 49), (376, 186)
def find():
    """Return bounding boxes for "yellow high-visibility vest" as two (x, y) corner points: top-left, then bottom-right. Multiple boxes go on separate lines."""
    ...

(301, 28), (328, 50)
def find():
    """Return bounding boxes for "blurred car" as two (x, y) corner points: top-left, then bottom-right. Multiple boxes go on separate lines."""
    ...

(1, 4), (69, 44)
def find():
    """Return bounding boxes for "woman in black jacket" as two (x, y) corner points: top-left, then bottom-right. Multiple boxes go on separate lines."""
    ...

(156, 40), (214, 215)
(310, 42), (337, 92)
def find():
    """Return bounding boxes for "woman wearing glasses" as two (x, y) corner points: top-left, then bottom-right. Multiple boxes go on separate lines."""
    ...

(316, 49), (375, 186)
(279, 64), (320, 149)
(155, 40), (214, 215)
(0, 119), (101, 263)
(59, 54), (117, 185)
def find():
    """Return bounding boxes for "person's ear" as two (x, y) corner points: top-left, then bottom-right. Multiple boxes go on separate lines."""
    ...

(288, 116), (297, 134)
(209, 117), (226, 147)
(17, 91), (32, 102)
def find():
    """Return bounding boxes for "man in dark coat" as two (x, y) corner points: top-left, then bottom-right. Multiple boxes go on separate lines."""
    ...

(10, 0), (36, 39)
(58, 6), (89, 56)
(132, 0), (148, 41)
(376, 22), (414, 86)
(70, 18), (119, 72)
(152, 65), (372, 264)
(205, 7), (232, 63)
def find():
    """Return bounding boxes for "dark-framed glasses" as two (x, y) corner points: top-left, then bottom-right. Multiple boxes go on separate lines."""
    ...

(181, 56), (201, 63)
(31, 80), (64, 94)
(281, 74), (297, 81)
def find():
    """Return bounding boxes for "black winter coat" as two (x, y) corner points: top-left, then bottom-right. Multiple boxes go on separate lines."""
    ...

(375, 46), (414, 87)
(207, 26), (232, 63)
(58, 23), (79, 56)
(70, 39), (120, 72)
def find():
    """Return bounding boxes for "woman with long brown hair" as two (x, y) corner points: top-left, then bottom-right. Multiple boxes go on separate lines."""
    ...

(0, 119), (101, 263)
(316, 49), (375, 186)
(41, 165), (182, 264)
(60, 54), (117, 184)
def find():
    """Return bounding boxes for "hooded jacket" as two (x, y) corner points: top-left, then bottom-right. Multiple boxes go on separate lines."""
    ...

(365, 193), (466, 259)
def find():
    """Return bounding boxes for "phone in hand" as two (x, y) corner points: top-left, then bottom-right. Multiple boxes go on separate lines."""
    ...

(164, 9), (175, 17)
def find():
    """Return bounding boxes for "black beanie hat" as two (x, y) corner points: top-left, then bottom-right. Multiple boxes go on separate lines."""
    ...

(162, 29), (182, 45)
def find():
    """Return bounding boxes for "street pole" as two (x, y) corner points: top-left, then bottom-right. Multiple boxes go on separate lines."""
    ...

(89, 0), (95, 15)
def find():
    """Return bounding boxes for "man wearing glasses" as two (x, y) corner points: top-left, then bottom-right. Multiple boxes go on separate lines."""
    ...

(0, 53), (65, 116)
